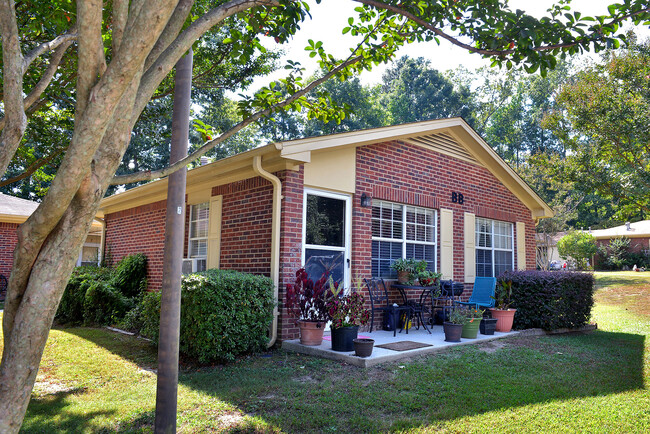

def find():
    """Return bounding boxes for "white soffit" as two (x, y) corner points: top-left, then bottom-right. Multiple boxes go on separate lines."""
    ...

(405, 132), (479, 165)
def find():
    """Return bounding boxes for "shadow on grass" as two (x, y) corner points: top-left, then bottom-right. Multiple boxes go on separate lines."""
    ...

(22, 388), (116, 433)
(594, 271), (650, 289)
(44, 327), (646, 433)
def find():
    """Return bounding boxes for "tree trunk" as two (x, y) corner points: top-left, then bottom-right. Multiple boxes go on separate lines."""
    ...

(154, 49), (192, 434)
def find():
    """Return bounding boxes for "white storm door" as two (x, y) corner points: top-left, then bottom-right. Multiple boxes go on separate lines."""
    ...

(302, 189), (352, 290)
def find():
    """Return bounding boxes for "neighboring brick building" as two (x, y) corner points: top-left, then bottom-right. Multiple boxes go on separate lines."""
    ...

(99, 118), (553, 341)
(590, 221), (650, 262)
(0, 193), (104, 279)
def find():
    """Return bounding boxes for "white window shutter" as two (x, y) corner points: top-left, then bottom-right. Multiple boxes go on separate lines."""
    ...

(516, 221), (526, 270)
(207, 195), (222, 269)
(440, 209), (454, 280)
(464, 212), (476, 283)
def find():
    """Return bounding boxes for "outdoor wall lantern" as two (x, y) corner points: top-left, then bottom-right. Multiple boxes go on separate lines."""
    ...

(360, 193), (372, 208)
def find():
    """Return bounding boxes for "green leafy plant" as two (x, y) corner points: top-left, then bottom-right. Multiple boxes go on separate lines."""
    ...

(326, 278), (370, 329)
(493, 280), (514, 310)
(418, 270), (442, 286)
(390, 258), (428, 283)
(447, 308), (469, 325)
(557, 230), (597, 270)
(111, 253), (148, 298)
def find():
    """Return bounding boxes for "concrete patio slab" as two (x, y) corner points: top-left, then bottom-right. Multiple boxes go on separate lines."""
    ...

(282, 325), (519, 368)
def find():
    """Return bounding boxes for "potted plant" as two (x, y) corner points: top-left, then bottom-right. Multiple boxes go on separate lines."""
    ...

(285, 268), (331, 345)
(390, 258), (427, 284)
(418, 270), (442, 287)
(480, 312), (498, 335)
(461, 307), (484, 339)
(443, 308), (467, 342)
(326, 278), (370, 352)
(490, 279), (517, 332)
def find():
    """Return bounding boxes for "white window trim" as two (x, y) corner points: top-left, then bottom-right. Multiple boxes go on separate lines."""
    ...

(371, 200), (438, 277)
(475, 217), (514, 277)
(187, 202), (209, 262)
(302, 188), (352, 290)
(76, 242), (101, 267)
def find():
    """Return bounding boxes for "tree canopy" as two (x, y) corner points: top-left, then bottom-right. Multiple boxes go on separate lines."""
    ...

(546, 36), (650, 220)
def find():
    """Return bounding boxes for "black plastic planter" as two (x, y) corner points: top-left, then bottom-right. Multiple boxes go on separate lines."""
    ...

(480, 318), (498, 335)
(331, 326), (359, 351)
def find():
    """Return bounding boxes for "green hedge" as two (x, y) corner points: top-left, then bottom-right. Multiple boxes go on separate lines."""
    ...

(57, 266), (115, 324)
(56, 253), (148, 325)
(112, 253), (147, 298)
(141, 269), (275, 363)
(500, 270), (595, 331)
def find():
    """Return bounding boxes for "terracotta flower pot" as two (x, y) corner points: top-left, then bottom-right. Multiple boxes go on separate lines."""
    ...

(489, 308), (517, 332)
(353, 338), (374, 357)
(298, 320), (325, 346)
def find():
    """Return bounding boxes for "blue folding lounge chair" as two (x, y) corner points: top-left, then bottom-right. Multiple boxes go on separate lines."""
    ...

(455, 277), (496, 310)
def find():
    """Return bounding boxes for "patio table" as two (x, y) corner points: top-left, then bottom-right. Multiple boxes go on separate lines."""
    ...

(390, 283), (441, 334)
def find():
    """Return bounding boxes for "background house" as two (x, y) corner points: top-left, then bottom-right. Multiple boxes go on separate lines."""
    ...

(0, 193), (104, 278)
(99, 118), (552, 340)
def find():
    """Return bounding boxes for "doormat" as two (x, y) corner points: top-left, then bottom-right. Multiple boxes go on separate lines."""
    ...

(375, 341), (433, 352)
(322, 334), (371, 341)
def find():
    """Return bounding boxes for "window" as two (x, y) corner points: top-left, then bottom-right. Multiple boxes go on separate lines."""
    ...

(475, 217), (513, 278)
(188, 202), (209, 272)
(371, 200), (437, 278)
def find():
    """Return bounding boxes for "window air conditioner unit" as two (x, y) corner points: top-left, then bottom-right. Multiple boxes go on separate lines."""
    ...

(182, 258), (206, 274)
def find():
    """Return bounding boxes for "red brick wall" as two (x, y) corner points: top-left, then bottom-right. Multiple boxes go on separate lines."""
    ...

(0, 222), (19, 277)
(212, 177), (273, 275)
(596, 237), (649, 253)
(277, 168), (304, 341)
(354, 141), (537, 308)
(104, 200), (167, 291)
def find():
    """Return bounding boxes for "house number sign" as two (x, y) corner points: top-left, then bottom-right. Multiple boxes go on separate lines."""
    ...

(451, 192), (464, 204)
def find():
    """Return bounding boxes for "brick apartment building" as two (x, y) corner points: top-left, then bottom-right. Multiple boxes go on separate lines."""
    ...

(99, 118), (553, 341)
(0, 193), (104, 279)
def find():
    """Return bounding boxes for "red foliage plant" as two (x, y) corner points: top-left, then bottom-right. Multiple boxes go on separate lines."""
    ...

(285, 268), (332, 323)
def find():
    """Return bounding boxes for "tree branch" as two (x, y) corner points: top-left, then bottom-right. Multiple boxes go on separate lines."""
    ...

(112, 53), (364, 185)
(0, 148), (64, 188)
(135, 0), (279, 125)
(0, 0), (27, 179)
(22, 30), (77, 74)
(145, 0), (195, 71)
(355, 0), (650, 57)
(112, 0), (129, 52)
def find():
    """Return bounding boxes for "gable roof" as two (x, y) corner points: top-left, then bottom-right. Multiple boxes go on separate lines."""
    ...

(0, 193), (39, 223)
(100, 118), (553, 220)
(589, 220), (650, 239)
(275, 118), (553, 220)
(0, 192), (103, 231)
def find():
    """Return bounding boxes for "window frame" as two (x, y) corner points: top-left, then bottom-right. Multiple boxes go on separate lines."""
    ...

(475, 217), (514, 278)
(187, 202), (210, 271)
(371, 200), (438, 278)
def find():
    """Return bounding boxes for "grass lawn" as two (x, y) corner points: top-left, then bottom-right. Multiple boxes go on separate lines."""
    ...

(1, 271), (648, 433)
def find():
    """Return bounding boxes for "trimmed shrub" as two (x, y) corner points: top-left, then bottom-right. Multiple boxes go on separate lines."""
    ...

(500, 270), (595, 331)
(141, 269), (274, 363)
(83, 281), (133, 326)
(57, 266), (115, 324)
(112, 253), (148, 298)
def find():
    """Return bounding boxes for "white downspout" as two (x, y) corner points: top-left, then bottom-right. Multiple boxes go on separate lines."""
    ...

(95, 217), (106, 266)
(252, 156), (283, 348)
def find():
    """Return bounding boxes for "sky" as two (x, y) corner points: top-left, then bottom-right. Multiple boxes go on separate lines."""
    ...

(243, 0), (650, 91)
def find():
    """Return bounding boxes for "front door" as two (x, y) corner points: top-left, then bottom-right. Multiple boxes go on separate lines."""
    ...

(302, 189), (351, 289)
